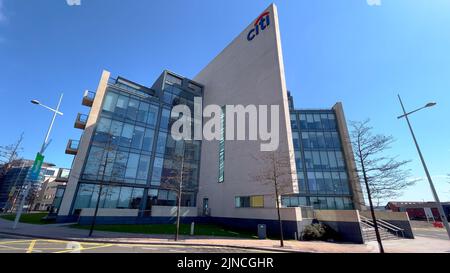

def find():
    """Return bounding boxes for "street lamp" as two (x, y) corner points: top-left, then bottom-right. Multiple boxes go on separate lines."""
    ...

(12, 94), (64, 229)
(397, 94), (450, 240)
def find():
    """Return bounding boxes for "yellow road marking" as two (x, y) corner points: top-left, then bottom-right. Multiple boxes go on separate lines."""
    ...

(26, 240), (36, 253)
(0, 239), (34, 245)
(53, 243), (114, 253)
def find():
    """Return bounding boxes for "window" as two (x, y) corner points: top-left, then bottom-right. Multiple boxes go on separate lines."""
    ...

(125, 153), (140, 180)
(115, 95), (129, 118)
(316, 132), (326, 148)
(309, 132), (318, 148)
(328, 114), (336, 129)
(235, 196), (250, 208)
(126, 98), (139, 121)
(102, 92), (118, 113)
(332, 172), (341, 194)
(83, 146), (103, 179)
(137, 102), (149, 123)
(319, 151), (329, 169)
(218, 106), (225, 183)
(307, 172), (317, 193)
(292, 132), (300, 150)
(112, 151), (127, 182)
(290, 114), (298, 130)
(100, 150), (116, 179)
(103, 186), (120, 208)
(313, 114), (322, 129)
(73, 184), (95, 210)
(335, 151), (345, 168)
(156, 132), (167, 154)
(328, 151), (337, 168)
(340, 172), (350, 194)
(324, 132), (334, 148)
(306, 114), (314, 129)
(315, 172), (324, 193)
(151, 157), (164, 185)
(332, 132), (341, 148)
(117, 187), (133, 208)
(159, 108), (171, 130)
(301, 132), (310, 149)
(321, 172), (332, 194)
(312, 151), (321, 169)
(299, 114), (307, 129)
(97, 117), (112, 133)
(147, 104), (159, 127)
(131, 126), (145, 149)
(45, 169), (55, 176)
(250, 195), (264, 208)
(142, 128), (154, 153)
(304, 151), (313, 169)
(320, 114), (330, 129)
(130, 188), (144, 209)
(136, 155), (151, 183)
(120, 123), (133, 147)
(166, 74), (183, 86)
(298, 172), (306, 193)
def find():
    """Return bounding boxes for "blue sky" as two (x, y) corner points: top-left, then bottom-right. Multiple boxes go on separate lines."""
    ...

(0, 0), (449, 203)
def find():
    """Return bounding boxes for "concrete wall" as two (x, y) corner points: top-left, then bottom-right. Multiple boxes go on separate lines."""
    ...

(194, 4), (298, 220)
(360, 210), (414, 238)
(151, 206), (197, 217)
(333, 103), (365, 210)
(315, 210), (365, 244)
(80, 208), (139, 217)
(58, 70), (111, 216)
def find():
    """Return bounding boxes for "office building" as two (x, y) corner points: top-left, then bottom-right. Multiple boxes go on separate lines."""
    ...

(56, 4), (411, 242)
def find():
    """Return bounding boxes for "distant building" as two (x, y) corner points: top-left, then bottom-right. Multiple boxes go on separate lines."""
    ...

(31, 168), (70, 212)
(0, 159), (59, 212)
(386, 201), (450, 221)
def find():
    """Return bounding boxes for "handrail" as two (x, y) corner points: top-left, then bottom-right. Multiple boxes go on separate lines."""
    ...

(360, 216), (405, 237)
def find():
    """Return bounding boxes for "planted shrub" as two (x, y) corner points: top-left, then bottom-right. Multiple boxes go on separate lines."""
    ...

(301, 223), (340, 241)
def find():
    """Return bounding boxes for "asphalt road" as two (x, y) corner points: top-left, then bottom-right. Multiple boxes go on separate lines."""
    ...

(0, 234), (277, 253)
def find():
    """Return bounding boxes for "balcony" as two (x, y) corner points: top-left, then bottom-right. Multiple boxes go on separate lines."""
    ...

(65, 140), (79, 155)
(74, 113), (88, 129)
(82, 90), (95, 107)
(55, 168), (70, 182)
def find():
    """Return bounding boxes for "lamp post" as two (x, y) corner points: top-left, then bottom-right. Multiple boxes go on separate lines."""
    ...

(397, 94), (450, 240)
(12, 94), (63, 229)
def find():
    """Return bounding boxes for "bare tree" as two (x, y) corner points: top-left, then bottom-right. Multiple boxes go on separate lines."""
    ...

(89, 134), (126, 237)
(350, 119), (417, 253)
(0, 133), (24, 177)
(160, 148), (196, 241)
(252, 150), (297, 247)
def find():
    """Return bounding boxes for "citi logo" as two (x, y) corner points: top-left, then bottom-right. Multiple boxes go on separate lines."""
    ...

(247, 11), (271, 41)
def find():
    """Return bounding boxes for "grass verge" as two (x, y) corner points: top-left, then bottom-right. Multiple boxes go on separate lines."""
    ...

(0, 212), (51, 225)
(71, 223), (258, 239)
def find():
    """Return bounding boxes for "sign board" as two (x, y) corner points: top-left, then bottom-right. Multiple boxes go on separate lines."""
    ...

(29, 153), (45, 181)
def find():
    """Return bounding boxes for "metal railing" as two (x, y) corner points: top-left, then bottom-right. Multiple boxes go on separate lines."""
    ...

(83, 90), (96, 100)
(360, 216), (405, 238)
(67, 139), (79, 150)
(76, 113), (88, 123)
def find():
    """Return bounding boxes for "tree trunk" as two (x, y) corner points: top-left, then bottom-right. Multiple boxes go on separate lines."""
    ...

(274, 183), (284, 247)
(361, 156), (384, 253)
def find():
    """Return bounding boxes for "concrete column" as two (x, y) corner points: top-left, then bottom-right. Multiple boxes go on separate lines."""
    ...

(58, 70), (111, 217)
(333, 102), (365, 210)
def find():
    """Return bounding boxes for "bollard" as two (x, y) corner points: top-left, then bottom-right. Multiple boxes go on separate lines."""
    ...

(190, 222), (195, 236)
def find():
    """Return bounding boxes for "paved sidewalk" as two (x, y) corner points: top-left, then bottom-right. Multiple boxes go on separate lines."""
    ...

(0, 218), (448, 253)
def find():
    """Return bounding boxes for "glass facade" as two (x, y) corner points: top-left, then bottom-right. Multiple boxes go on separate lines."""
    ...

(72, 72), (202, 214)
(283, 96), (354, 210)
